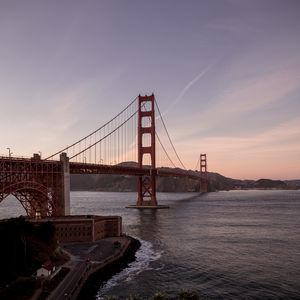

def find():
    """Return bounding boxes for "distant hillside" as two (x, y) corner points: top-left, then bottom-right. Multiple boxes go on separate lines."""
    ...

(71, 173), (200, 192)
(71, 162), (200, 192)
(208, 172), (245, 191)
(285, 180), (300, 189)
(70, 163), (299, 192)
(252, 179), (287, 189)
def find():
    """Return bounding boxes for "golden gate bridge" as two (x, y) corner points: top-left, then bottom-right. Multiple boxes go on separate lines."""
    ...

(0, 94), (208, 217)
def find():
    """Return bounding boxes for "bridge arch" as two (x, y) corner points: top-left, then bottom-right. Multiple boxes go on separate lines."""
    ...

(0, 194), (26, 218)
(0, 181), (56, 217)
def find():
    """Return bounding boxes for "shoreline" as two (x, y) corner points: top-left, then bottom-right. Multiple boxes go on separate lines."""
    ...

(77, 236), (141, 300)
(47, 235), (141, 300)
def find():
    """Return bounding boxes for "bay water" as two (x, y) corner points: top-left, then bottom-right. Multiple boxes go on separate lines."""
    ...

(1, 190), (299, 299)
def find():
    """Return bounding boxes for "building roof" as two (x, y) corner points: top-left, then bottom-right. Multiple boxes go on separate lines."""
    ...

(41, 260), (54, 271)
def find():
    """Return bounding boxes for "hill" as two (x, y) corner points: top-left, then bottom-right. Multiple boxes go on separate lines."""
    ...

(284, 180), (300, 189)
(70, 163), (299, 192)
(71, 173), (200, 192)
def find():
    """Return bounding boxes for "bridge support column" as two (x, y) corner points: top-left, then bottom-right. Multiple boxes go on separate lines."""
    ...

(127, 94), (168, 209)
(200, 153), (208, 193)
(137, 94), (157, 206)
(137, 171), (157, 206)
(60, 153), (70, 215)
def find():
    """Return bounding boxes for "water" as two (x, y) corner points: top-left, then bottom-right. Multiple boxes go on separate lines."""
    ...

(1, 190), (300, 299)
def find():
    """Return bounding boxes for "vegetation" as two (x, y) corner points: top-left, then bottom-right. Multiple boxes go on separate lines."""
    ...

(0, 277), (39, 300)
(177, 290), (200, 300)
(104, 290), (201, 300)
(0, 217), (62, 285)
(0, 217), (69, 300)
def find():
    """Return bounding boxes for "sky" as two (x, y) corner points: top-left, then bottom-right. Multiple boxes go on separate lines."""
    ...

(0, 0), (300, 180)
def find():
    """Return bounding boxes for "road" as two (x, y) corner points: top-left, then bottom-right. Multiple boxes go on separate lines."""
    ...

(47, 237), (131, 300)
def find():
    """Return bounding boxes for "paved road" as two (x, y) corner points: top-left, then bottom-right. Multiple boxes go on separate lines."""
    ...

(47, 260), (88, 300)
(47, 237), (130, 300)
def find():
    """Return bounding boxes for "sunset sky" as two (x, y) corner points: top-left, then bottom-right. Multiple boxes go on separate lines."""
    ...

(0, 0), (299, 180)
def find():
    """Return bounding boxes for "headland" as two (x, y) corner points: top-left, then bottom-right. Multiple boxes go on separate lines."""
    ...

(0, 215), (140, 300)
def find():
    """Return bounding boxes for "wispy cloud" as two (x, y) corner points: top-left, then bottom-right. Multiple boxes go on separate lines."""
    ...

(176, 68), (300, 139)
(166, 66), (300, 178)
(161, 63), (215, 117)
(214, 69), (300, 115)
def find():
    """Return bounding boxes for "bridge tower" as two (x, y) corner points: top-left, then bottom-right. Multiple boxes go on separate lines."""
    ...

(200, 153), (208, 192)
(137, 94), (157, 206)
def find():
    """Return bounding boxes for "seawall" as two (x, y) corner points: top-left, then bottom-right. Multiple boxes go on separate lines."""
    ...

(77, 236), (141, 299)
(47, 236), (140, 300)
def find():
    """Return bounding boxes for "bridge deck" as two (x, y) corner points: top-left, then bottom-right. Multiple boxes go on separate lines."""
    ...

(0, 157), (201, 180)
(69, 162), (201, 180)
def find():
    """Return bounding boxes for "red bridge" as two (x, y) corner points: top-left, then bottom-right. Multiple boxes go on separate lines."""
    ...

(0, 94), (208, 217)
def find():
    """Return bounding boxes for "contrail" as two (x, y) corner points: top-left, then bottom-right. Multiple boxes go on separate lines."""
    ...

(161, 63), (214, 117)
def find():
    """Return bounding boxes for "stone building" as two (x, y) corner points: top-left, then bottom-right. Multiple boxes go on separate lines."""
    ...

(31, 215), (122, 243)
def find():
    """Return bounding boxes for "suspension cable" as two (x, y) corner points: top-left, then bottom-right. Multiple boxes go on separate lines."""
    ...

(45, 96), (138, 160)
(193, 155), (200, 171)
(155, 132), (177, 168)
(70, 107), (139, 160)
(154, 99), (186, 170)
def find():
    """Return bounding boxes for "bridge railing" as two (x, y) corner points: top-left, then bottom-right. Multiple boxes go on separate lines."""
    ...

(0, 155), (33, 160)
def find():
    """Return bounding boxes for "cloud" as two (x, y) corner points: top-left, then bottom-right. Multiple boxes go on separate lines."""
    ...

(175, 67), (300, 140)
(161, 63), (215, 117)
(211, 69), (300, 116)
(167, 67), (300, 177)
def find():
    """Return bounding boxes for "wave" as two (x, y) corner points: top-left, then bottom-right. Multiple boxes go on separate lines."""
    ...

(96, 237), (163, 299)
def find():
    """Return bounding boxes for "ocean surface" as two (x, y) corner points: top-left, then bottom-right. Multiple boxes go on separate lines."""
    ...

(1, 190), (300, 299)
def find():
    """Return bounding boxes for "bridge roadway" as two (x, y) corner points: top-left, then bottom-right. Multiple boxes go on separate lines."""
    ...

(0, 156), (201, 181)
(0, 156), (202, 216)
(69, 162), (201, 180)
